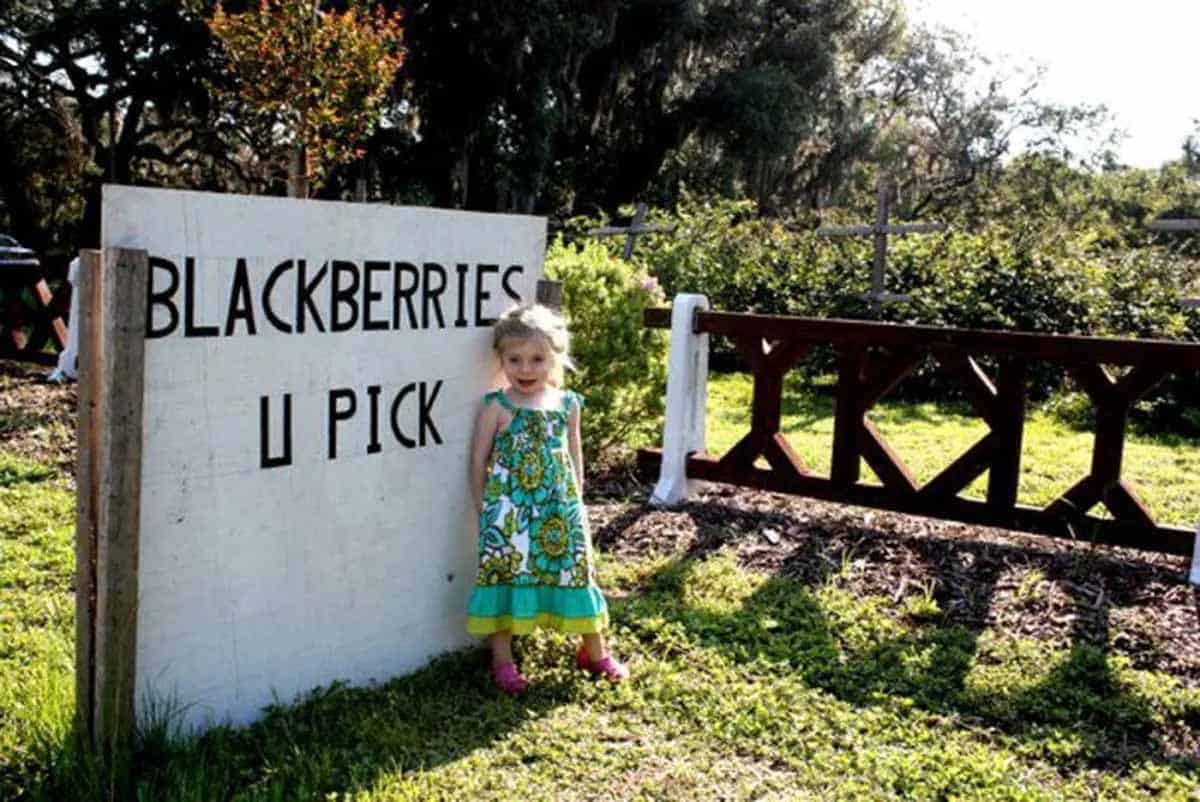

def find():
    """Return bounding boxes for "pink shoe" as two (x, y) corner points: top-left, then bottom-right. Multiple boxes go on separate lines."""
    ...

(491, 661), (529, 696)
(576, 646), (630, 682)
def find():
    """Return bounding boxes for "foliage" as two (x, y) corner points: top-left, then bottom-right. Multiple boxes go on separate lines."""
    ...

(207, 0), (405, 194)
(544, 238), (667, 464)
(575, 186), (1200, 414)
(0, 0), (223, 246)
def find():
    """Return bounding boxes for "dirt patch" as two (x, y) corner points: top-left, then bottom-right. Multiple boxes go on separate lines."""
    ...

(588, 470), (1200, 686)
(0, 359), (77, 480)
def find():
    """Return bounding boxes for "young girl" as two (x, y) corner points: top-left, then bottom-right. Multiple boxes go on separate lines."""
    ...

(466, 303), (629, 694)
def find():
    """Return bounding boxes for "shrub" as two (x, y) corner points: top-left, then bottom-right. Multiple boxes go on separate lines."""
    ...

(545, 237), (668, 464)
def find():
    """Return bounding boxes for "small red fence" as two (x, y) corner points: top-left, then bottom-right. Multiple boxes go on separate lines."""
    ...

(0, 265), (68, 365)
(638, 308), (1200, 556)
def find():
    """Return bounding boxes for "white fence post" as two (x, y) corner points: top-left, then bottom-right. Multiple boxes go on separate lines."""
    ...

(47, 256), (81, 383)
(1191, 523), (1199, 586)
(650, 293), (709, 507)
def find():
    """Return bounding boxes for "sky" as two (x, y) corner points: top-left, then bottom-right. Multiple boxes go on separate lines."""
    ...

(908, 0), (1200, 168)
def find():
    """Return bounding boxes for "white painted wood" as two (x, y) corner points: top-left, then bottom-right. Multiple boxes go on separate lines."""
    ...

(100, 185), (545, 731)
(47, 256), (82, 382)
(650, 293), (709, 507)
(1191, 523), (1200, 586)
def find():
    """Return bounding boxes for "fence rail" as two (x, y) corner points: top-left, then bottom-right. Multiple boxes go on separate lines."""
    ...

(638, 307), (1200, 556)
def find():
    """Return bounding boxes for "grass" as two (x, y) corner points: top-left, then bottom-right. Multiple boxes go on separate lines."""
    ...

(706, 372), (1200, 525)
(2, 388), (1199, 800)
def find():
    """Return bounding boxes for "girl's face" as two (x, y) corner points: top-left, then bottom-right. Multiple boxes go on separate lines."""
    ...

(499, 335), (554, 397)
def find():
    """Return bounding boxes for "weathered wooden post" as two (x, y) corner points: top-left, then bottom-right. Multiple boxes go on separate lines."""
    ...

(589, 202), (673, 261)
(817, 178), (946, 315)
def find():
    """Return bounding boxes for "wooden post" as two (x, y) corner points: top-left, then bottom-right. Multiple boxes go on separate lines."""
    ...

(589, 202), (674, 261)
(73, 250), (102, 743)
(816, 177), (947, 315)
(536, 279), (563, 311)
(75, 248), (148, 754)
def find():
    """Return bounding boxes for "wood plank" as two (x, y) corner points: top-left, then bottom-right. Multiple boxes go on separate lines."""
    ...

(765, 339), (810, 374)
(1091, 402), (1128, 484)
(731, 335), (765, 374)
(717, 430), (766, 472)
(860, 420), (919, 494)
(831, 349), (864, 486)
(73, 250), (103, 742)
(763, 432), (810, 478)
(1114, 363), (1169, 402)
(1067, 362), (1115, 404)
(1045, 475), (1103, 519)
(1103, 480), (1156, 528)
(636, 449), (1193, 555)
(918, 434), (994, 500)
(641, 309), (1200, 368)
(935, 352), (997, 426)
(987, 359), (1026, 510)
(860, 349), (920, 407)
(92, 248), (148, 752)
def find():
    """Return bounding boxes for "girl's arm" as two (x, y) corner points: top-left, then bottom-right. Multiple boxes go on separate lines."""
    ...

(469, 401), (500, 512)
(567, 399), (585, 496)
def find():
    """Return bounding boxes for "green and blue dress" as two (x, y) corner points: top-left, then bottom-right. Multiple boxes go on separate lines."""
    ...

(466, 389), (609, 635)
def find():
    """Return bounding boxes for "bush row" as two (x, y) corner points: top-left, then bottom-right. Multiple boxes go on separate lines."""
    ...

(553, 193), (1200, 453)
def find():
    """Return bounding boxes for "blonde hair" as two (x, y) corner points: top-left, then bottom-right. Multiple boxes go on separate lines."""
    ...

(493, 303), (574, 387)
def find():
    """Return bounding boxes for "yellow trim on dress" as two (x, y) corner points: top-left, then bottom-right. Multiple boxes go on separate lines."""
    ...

(467, 611), (609, 635)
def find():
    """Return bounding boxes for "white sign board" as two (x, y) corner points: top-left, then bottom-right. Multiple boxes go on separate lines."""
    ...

(100, 186), (545, 729)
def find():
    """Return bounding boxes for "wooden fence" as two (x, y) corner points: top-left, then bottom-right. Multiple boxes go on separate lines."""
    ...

(638, 308), (1200, 556)
(0, 263), (68, 365)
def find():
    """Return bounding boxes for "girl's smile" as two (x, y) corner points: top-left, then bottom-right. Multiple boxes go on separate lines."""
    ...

(500, 335), (554, 398)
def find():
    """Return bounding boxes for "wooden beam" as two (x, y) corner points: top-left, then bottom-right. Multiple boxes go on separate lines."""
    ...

(636, 449), (1194, 556)
(987, 359), (1026, 510)
(641, 310), (1200, 369)
(832, 348), (864, 486)
(90, 248), (148, 753)
(73, 250), (103, 743)
(918, 434), (994, 500)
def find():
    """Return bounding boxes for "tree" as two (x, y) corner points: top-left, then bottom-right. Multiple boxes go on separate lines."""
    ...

(0, 0), (224, 246)
(377, 0), (904, 217)
(852, 23), (1115, 220)
(207, 0), (405, 197)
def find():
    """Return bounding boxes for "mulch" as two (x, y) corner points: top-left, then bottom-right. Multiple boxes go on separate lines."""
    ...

(587, 469), (1200, 688)
(0, 358), (77, 480)
(3, 357), (1198, 688)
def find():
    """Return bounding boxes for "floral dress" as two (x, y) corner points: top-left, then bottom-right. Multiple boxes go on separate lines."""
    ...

(466, 389), (609, 635)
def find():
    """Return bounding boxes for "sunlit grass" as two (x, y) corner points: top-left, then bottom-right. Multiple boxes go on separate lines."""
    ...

(2, 431), (1198, 800)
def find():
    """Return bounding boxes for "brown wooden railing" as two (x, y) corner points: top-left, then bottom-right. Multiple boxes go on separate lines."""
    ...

(0, 264), (68, 365)
(637, 308), (1200, 556)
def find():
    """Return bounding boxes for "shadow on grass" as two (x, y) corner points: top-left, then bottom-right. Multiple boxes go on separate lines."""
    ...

(619, 551), (1184, 774)
(29, 646), (580, 802)
(613, 497), (1197, 775)
(0, 454), (54, 488)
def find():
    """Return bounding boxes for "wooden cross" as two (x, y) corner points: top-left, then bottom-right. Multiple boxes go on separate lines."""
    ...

(817, 179), (946, 314)
(589, 202), (673, 260)
(1148, 218), (1200, 308)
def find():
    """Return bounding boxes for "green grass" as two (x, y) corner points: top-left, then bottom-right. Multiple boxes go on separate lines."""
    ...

(707, 372), (1200, 525)
(2, 402), (1199, 800)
